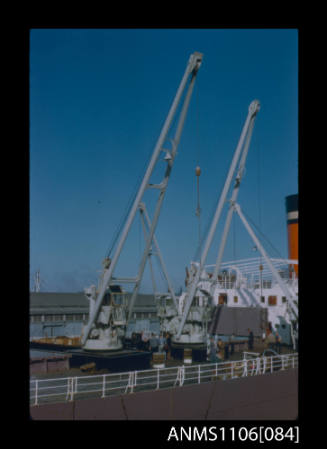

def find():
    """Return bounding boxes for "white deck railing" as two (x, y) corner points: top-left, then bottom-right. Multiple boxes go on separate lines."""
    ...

(30, 352), (298, 406)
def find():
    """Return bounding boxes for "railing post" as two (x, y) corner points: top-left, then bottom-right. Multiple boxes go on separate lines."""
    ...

(34, 380), (38, 406)
(256, 357), (261, 375)
(215, 363), (218, 378)
(262, 356), (267, 374)
(174, 367), (179, 387)
(175, 366), (185, 386)
(198, 365), (201, 384)
(251, 360), (255, 376)
(231, 361), (234, 378)
(270, 356), (273, 373)
(130, 372), (134, 393)
(281, 355), (285, 370)
(102, 374), (106, 398)
(71, 377), (74, 401)
(156, 369), (160, 390)
(74, 377), (78, 399)
(134, 371), (137, 392)
(125, 372), (132, 394)
(242, 360), (248, 377)
(69, 377), (75, 401)
(66, 377), (71, 401)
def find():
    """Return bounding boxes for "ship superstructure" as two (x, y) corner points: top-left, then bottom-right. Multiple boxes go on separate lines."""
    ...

(198, 256), (297, 345)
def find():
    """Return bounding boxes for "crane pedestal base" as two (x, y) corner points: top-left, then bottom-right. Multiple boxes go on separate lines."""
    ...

(69, 349), (152, 372)
(171, 342), (207, 363)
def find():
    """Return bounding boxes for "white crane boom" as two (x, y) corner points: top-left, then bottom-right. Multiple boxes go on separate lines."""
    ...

(175, 100), (260, 340)
(82, 52), (203, 347)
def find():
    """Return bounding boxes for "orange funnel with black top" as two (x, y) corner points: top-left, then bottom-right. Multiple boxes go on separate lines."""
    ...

(285, 194), (298, 277)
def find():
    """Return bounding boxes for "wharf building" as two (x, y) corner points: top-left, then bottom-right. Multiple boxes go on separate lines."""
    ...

(29, 291), (160, 340)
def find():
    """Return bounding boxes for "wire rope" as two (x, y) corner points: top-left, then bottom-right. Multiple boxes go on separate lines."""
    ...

(105, 85), (187, 260)
(253, 130), (263, 294)
(241, 207), (284, 260)
(194, 82), (202, 252)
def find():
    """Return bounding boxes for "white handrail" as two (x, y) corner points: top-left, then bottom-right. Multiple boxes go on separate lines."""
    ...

(30, 353), (298, 406)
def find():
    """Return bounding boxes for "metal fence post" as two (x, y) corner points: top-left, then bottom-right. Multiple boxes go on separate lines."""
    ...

(271, 356), (273, 373)
(256, 357), (261, 375)
(156, 369), (160, 390)
(198, 365), (201, 384)
(175, 366), (185, 387)
(69, 378), (75, 401)
(242, 360), (248, 377)
(174, 367), (179, 387)
(66, 378), (71, 401)
(125, 371), (131, 394)
(74, 377), (78, 399)
(250, 360), (254, 376)
(102, 374), (106, 398)
(34, 380), (38, 406)
(134, 371), (137, 392)
(262, 356), (267, 374)
(130, 372), (134, 393)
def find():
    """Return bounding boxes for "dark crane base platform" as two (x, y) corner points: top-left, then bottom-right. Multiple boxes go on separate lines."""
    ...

(171, 343), (207, 362)
(69, 349), (152, 372)
(30, 341), (152, 373)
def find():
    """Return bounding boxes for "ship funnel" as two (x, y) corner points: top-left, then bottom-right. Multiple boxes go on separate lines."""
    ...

(285, 194), (298, 277)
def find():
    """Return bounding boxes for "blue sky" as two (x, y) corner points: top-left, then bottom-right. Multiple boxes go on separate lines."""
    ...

(30, 28), (298, 293)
